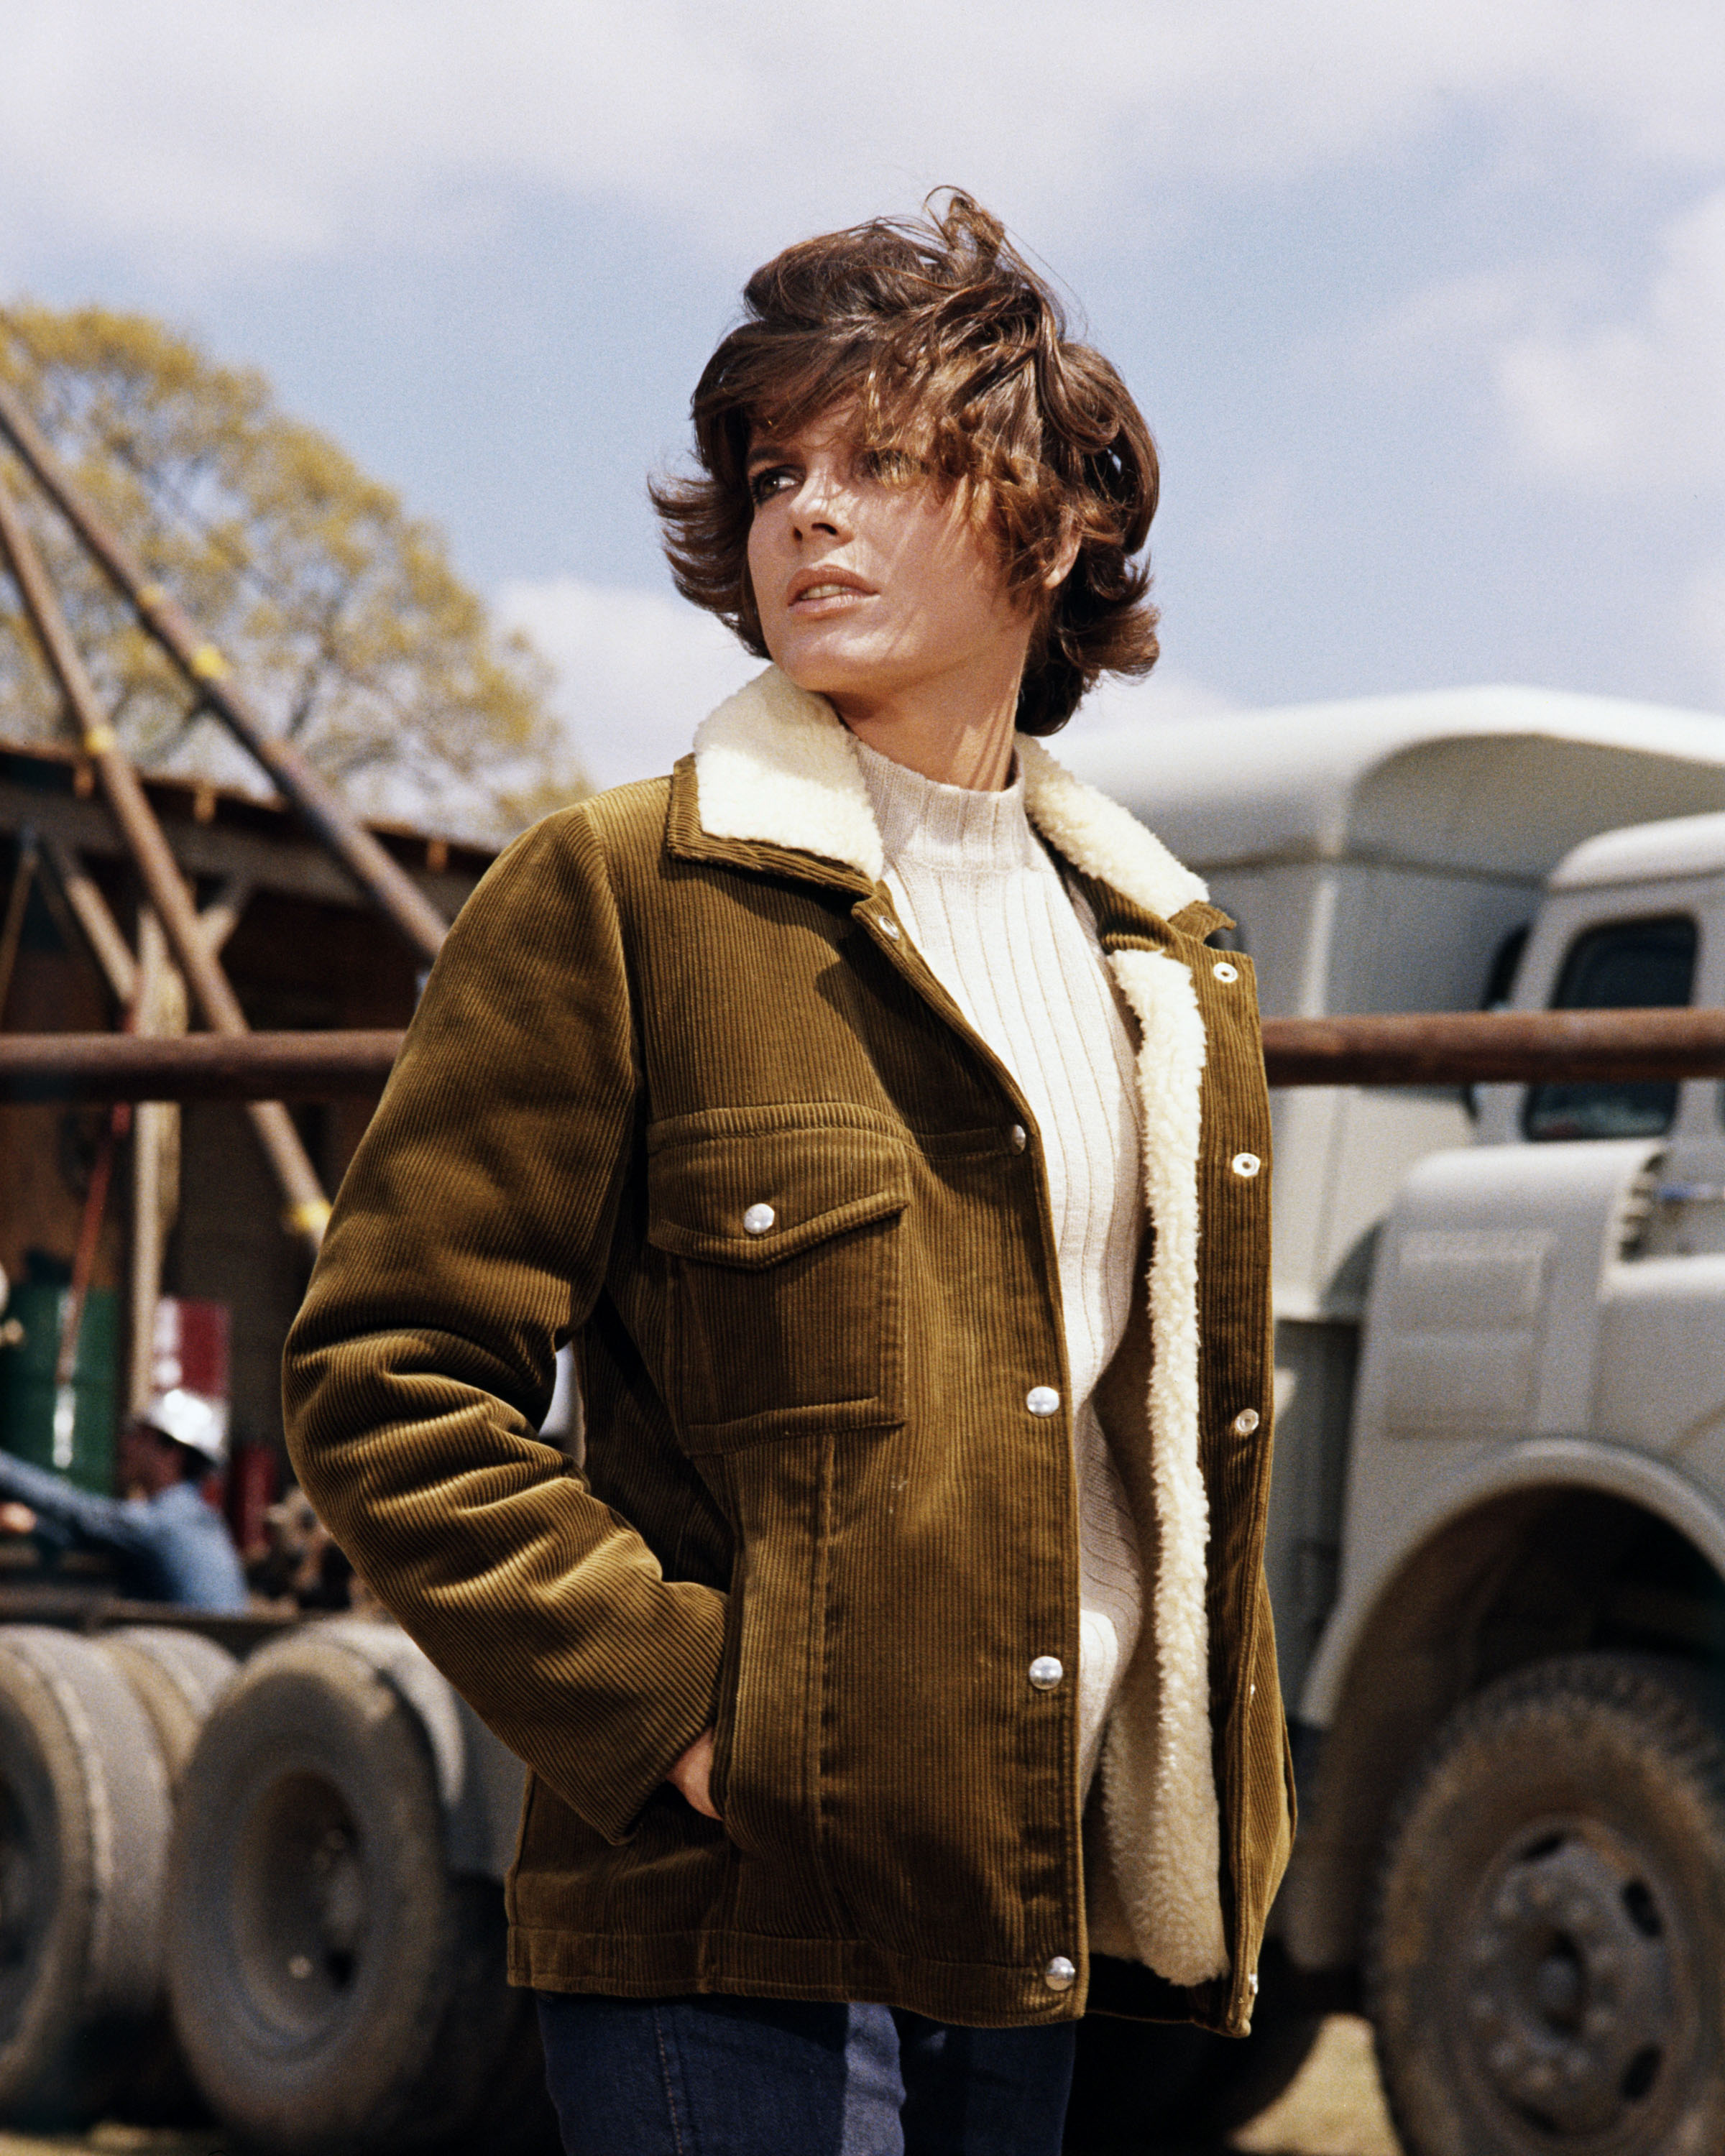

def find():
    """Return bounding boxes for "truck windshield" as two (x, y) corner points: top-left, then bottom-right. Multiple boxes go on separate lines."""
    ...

(1524, 913), (1697, 1141)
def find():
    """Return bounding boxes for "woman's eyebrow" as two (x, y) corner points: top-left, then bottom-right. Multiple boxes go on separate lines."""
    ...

(745, 438), (794, 471)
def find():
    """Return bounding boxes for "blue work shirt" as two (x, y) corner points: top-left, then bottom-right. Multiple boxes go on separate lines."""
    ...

(0, 1452), (249, 1611)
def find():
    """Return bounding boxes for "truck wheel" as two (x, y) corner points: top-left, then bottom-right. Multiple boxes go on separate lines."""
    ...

(165, 1626), (518, 2155)
(1367, 1652), (1725, 2156)
(0, 1625), (170, 2125)
(1063, 1940), (1321, 2150)
(100, 1628), (236, 1785)
(98, 1628), (236, 2125)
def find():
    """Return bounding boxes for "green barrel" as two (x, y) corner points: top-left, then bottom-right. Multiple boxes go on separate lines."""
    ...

(0, 1285), (119, 1494)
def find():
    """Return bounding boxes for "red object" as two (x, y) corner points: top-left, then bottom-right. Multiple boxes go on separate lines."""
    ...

(150, 1297), (229, 1399)
(225, 1439), (278, 1558)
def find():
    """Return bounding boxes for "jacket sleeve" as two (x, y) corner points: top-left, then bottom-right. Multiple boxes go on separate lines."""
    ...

(283, 805), (725, 1844)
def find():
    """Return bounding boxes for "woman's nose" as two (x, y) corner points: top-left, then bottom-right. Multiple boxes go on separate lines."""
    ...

(791, 468), (850, 540)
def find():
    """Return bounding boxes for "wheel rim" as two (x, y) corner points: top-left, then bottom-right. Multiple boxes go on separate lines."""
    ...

(232, 1771), (369, 2043)
(1457, 1815), (1684, 2141)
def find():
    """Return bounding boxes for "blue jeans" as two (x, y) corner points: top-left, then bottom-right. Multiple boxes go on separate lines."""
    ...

(536, 1991), (1077, 2155)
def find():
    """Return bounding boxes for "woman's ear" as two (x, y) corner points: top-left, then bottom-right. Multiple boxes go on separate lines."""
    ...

(1044, 524), (1082, 591)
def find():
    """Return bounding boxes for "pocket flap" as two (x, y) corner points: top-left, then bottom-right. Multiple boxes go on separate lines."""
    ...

(647, 1124), (909, 1271)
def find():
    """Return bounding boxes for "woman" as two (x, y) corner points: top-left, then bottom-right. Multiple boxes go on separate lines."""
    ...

(285, 193), (1292, 2156)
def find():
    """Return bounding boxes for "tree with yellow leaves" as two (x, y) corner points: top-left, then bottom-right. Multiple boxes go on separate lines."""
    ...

(0, 304), (581, 839)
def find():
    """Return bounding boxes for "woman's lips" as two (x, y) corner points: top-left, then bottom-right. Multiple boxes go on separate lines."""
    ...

(787, 573), (873, 612)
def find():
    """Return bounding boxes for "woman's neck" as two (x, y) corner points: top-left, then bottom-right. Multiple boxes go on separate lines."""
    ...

(827, 660), (1021, 791)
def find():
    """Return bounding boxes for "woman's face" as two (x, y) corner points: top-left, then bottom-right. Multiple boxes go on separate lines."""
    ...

(745, 409), (1032, 722)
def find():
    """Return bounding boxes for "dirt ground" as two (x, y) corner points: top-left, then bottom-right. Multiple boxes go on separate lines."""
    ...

(0, 2015), (1402, 2155)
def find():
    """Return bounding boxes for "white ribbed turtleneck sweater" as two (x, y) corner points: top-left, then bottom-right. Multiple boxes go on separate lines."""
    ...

(854, 738), (1144, 1797)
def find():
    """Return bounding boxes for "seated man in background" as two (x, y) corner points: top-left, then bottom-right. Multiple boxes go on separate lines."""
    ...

(0, 1388), (247, 1611)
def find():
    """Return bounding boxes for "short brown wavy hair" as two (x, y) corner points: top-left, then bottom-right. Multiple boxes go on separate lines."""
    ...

(651, 191), (1160, 735)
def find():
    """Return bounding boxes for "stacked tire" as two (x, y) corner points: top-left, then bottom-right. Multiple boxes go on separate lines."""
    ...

(0, 1623), (234, 2126)
(0, 1616), (556, 2151)
(165, 1619), (558, 2155)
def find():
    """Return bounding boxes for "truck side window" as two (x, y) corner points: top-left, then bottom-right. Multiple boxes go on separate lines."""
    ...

(1523, 913), (1696, 1141)
(1481, 923), (1530, 1009)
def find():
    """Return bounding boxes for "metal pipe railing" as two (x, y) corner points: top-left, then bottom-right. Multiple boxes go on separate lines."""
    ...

(0, 1031), (405, 1102)
(1262, 1006), (1725, 1087)
(5, 1008), (1725, 1103)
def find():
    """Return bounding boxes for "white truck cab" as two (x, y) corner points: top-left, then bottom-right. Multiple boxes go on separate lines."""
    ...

(1069, 688), (1725, 2155)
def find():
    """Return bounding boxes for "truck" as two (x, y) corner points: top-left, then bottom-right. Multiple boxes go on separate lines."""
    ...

(1064, 683), (1725, 2155)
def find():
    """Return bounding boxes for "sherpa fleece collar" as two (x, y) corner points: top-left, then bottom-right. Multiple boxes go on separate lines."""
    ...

(690, 665), (1209, 921)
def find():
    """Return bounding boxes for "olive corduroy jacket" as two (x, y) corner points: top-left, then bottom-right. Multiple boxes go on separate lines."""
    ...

(283, 666), (1293, 2036)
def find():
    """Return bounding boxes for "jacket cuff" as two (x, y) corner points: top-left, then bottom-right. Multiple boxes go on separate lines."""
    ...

(543, 1580), (727, 1846)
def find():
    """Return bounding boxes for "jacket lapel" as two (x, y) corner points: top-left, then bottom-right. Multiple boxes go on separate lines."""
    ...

(682, 665), (1230, 1985)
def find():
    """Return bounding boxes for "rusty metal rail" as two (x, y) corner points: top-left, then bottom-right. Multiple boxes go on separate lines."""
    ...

(1264, 1007), (1725, 1087)
(0, 1031), (405, 1102)
(6, 1008), (1725, 1102)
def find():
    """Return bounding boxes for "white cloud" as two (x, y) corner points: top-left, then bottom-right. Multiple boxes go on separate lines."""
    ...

(1687, 556), (1725, 698)
(495, 576), (757, 791)
(1070, 669), (1237, 737)
(1496, 188), (1725, 484)
(2, 1), (1722, 280)
(496, 573), (1231, 793)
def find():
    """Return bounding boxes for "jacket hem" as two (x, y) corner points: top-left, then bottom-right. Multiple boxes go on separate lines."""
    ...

(508, 1923), (1091, 2030)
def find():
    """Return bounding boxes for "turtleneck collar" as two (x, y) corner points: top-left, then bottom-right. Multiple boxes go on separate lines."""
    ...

(852, 735), (1041, 876)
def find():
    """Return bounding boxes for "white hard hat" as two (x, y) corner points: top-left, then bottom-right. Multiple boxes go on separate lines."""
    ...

(142, 1388), (229, 1465)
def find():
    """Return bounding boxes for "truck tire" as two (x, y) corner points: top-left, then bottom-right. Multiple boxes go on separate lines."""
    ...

(1367, 1652), (1725, 2156)
(98, 1627), (236, 2126)
(1063, 1940), (1321, 2150)
(0, 1624), (171, 2125)
(165, 1625), (524, 2155)
(99, 1627), (236, 1785)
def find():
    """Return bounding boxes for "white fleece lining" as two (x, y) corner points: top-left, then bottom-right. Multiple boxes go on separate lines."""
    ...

(1016, 734), (1208, 922)
(691, 662), (1229, 1986)
(1104, 947), (1229, 1984)
(693, 667), (884, 883)
(693, 667), (1209, 922)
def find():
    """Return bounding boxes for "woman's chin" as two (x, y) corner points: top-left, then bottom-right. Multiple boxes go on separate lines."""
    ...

(770, 645), (892, 706)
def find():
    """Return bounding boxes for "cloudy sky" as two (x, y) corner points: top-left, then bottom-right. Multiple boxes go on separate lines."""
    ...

(4, 1), (1724, 789)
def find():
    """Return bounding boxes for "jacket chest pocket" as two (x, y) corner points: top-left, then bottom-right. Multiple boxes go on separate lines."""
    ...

(647, 1120), (910, 1452)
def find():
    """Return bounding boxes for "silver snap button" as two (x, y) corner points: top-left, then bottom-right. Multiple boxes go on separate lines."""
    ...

(879, 917), (901, 940)
(1010, 1124), (1028, 1152)
(742, 1202), (776, 1236)
(1231, 1408), (1260, 1437)
(1212, 960), (1239, 983)
(1231, 1151), (1261, 1179)
(1026, 1386), (1061, 1417)
(1029, 1656), (1064, 1691)
(1044, 1955), (1077, 1991)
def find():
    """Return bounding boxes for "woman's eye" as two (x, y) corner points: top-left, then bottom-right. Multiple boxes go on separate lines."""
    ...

(749, 466), (795, 505)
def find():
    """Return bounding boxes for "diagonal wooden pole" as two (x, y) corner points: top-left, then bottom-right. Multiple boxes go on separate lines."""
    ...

(0, 374), (447, 964)
(0, 469), (330, 1256)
